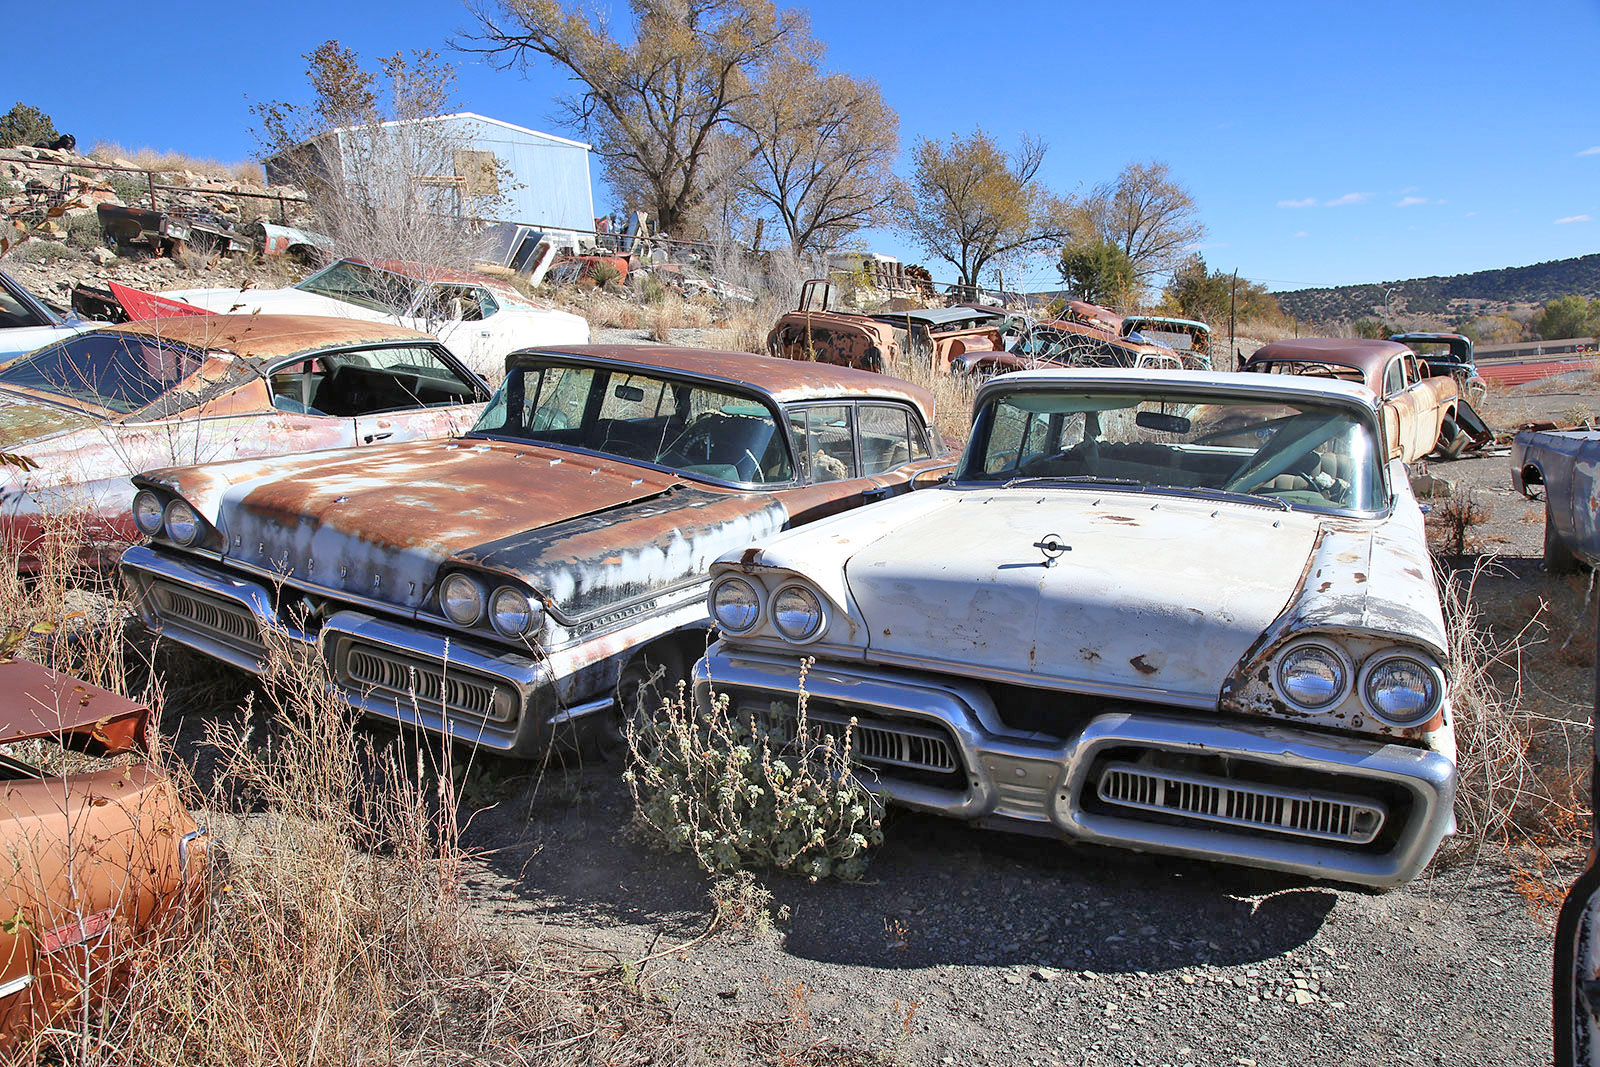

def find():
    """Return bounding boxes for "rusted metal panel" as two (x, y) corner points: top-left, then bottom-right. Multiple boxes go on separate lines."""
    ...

(0, 660), (149, 750)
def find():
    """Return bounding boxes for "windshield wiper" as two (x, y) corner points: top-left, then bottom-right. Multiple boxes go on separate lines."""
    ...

(1002, 475), (1145, 490)
(1156, 484), (1292, 511)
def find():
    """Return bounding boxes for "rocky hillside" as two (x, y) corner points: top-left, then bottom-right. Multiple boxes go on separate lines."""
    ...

(1275, 253), (1600, 324)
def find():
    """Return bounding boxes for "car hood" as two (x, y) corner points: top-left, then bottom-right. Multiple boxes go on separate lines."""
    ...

(840, 488), (1325, 704)
(157, 285), (388, 321)
(140, 440), (779, 617)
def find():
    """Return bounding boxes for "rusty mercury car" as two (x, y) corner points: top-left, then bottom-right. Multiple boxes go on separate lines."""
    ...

(0, 314), (489, 567)
(1243, 337), (1478, 461)
(119, 346), (955, 755)
(696, 367), (1457, 887)
(767, 280), (1019, 375)
(1389, 331), (1486, 406)
(155, 257), (590, 381)
(1, 660), (204, 1048)
(1510, 427), (1600, 572)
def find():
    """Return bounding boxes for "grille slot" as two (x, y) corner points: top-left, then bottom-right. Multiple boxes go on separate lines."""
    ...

(340, 643), (510, 724)
(741, 704), (960, 777)
(1096, 760), (1385, 845)
(152, 583), (262, 653)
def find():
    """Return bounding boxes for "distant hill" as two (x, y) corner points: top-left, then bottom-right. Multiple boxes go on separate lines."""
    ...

(1274, 253), (1600, 325)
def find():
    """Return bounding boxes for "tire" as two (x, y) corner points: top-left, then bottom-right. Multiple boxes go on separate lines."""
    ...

(600, 642), (687, 759)
(1545, 500), (1582, 575)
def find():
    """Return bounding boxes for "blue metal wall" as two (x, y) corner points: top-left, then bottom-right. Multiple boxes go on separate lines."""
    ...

(442, 114), (594, 231)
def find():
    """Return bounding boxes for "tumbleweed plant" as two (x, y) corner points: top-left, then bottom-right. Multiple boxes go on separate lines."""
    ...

(624, 660), (885, 881)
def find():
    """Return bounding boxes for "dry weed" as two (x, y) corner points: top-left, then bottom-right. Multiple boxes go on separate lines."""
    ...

(90, 141), (264, 184)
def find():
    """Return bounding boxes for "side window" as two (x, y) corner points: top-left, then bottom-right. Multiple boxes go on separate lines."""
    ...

(269, 357), (328, 414)
(788, 406), (858, 482)
(859, 404), (929, 475)
(476, 287), (499, 319)
(1382, 359), (1405, 396)
(306, 344), (484, 416)
(418, 284), (489, 322)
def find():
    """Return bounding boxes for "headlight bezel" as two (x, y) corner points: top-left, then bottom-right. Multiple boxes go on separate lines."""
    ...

(489, 585), (539, 638)
(770, 582), (826, 644)
(162, 499), (202, 547)
(710, 575), (763, 636)
(133, 490), (166, 537)
(439, 572), (486, 626)
(1272, 639), (1352, 713)
(1359, 650), (1445, 728)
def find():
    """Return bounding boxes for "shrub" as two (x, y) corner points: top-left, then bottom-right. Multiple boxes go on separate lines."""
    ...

(625, 664), (885, 881)
(64, 211), (102, 250)
(588, 260), (621, 288)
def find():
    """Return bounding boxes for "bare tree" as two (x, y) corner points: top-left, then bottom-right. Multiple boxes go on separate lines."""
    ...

(463, 0), (806, 236)
(252, 43), (503, 320)
(897, 128), (1071, 290)
(1078, 160), (1204, 285)
(736, 60), (899, 255)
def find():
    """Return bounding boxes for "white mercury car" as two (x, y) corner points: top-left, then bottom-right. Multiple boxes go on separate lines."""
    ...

(161, 257), (588, 381)
(697, 368), (1457, 887)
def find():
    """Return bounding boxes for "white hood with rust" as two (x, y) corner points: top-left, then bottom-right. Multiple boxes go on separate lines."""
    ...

(834, 488), (1327, 705)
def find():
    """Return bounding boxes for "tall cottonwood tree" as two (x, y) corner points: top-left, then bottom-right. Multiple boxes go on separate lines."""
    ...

(464, 0), (805, 236)
(898, 129), (1071, 290)
(736, 59), (899, 255)
(1077, 160), (1205, 285)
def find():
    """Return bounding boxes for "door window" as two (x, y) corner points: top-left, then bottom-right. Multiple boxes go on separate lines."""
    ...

(788, 406), (857, 482)
(859, 404), (930, 475)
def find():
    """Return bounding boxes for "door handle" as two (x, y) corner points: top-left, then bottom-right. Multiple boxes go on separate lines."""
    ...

(862, 485), (892, 503)
(363, 432), (393, 444)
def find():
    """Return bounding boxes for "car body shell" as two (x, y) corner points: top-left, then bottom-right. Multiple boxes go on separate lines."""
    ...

(1389, 331), (1486, 406)
(0, 271), (91, 366)
(159, 258), (590, 381)
(696, 367), (1457, 887)
(119, 346), (955, 756)
(766, 280), (1014, 375)
(0, 660), (203, 1050)
(1510, 427), (1600, 570)
(0, 314), (488, 567)
(1244, 338), (1460, 463)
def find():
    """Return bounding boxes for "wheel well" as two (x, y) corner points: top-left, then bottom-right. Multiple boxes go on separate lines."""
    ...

(1523, 463), (1545, 487)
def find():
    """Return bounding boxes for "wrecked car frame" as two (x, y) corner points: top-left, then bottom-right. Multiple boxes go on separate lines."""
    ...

(697, 368), (1456, 887)
(121, 346), (955, 756)
(1510, 427), (1600, 572)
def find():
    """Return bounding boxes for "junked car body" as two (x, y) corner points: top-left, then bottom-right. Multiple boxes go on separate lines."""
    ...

(1121, 315), (1212, 368)
(120, 346), (955, 756)
(0, 660), (204, 1048)
(767, 280), (1018, 375)
(698, 368), (1456, 887)
(155, 257), (590, 381)
(1510, 427), (1600, 572)
(0, 270), (90, 365)
(1244, 338), (1475, 462)
(1389, 331), (1486, 406)
(0, 314), (489, 566)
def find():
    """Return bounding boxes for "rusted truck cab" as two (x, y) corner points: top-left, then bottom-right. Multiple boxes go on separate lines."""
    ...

(121, 346), (954, 756)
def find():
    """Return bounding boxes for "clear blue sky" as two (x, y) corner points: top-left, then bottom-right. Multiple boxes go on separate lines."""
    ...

(9, 0), (1598, 293)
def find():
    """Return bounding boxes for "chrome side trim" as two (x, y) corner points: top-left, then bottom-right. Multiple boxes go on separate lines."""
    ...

(697, 645), (1457, 887)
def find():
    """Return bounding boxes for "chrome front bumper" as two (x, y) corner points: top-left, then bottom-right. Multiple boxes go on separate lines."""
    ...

(120, 546), (611, 754)
(697, 645), (1458, 887)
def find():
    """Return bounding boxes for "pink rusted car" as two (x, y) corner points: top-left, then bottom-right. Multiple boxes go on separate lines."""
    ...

(0, 313), (489, 566)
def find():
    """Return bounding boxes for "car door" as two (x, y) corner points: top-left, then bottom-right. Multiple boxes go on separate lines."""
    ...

(1379, 355), (1436, 463)
(857, 402), (948, 497)
(779, 404), (886, 524)
(336, 343), (490, 447)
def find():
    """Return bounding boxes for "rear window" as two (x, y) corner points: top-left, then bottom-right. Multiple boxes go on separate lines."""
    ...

(0, 333), (208, 413)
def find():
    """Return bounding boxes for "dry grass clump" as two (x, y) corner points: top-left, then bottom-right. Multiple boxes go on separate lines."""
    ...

(707, 302), (773, 355)
(90, 141), (264, 184)
(891, 352), (979, 447)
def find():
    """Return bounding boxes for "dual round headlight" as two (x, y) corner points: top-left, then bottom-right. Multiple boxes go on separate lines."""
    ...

(440, 572), (486, 626)
(710, 577), (826, 642)
(489, 586), (538, 637)
(1362, 653), (1443, 728)
(133, 489), (205, 546)
(1275, 643), (1348, 711)
(441, 573), (541, 637)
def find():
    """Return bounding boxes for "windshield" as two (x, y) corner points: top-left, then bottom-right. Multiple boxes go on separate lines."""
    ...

(1403, 340), (1470, 364)
(961, 388), (1385, 513)
(0, 332), (208, 413)
(472, 361), (795, 485)
(294, 260), (417, 315)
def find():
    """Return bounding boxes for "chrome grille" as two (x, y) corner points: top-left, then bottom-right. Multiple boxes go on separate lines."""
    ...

(1096, 761), (1385, 845)
(806, 710), (958, 775)
(152, 583), (261, 651)
(341, 644), (509, 723)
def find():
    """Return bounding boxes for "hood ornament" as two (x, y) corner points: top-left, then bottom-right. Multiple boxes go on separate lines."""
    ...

(1033, 534), (1071, 567)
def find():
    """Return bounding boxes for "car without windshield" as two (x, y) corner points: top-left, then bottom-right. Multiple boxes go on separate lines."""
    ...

(120, 346), (955, 756)
(155, 257), (589, 381)
(0, 314), (489, 567)
(698, 367), (1456, 887)
(1510, 427), (1600, 573)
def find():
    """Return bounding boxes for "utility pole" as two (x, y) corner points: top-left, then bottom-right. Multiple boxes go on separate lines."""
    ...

(1229, 269), (1239, 368)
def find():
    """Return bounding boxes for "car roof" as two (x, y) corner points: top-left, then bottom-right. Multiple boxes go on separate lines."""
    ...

(1248, 337), (1411, 375)
(508, 344), (939, 423)
(979, 366), (1381, 408)
(871, 306), (999, 328)
(98, 313), (439, 359)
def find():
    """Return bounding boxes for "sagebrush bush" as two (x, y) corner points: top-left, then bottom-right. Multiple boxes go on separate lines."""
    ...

(625, 665), (885, 881)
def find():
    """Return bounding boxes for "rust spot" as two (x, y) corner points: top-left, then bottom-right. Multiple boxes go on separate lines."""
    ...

(740, 547), (760, 566)
(1102, 515), (1138, 525)
(1129, 655), (1159, 676)
(1353, 572), (1367, 583)
(882, 628), (891, 637)
(1317, 581), (1332, 592)
(1080, 648), (1101, 662)
(1404, 567), (1425, 579)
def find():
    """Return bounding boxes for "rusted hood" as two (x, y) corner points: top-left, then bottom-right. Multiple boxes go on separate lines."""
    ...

(0, 659), (149, 752)
(839, 489), (1325, 704)
(0, 389), (100, 450)
(144, 441), (700, 612)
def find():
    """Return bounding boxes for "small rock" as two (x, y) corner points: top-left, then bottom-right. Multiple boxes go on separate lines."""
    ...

(1032, 968), (1059, 982)
(1003, 972), (1025, 985)
(1291, 989), (1316, 1005)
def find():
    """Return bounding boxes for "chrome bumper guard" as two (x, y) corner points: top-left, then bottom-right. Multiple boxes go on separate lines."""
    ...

(698, 646), (1457, 887)
(120, 546), (608, 753)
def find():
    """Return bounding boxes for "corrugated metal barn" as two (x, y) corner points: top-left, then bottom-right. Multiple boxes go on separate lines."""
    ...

(264, 112), (595, 233)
